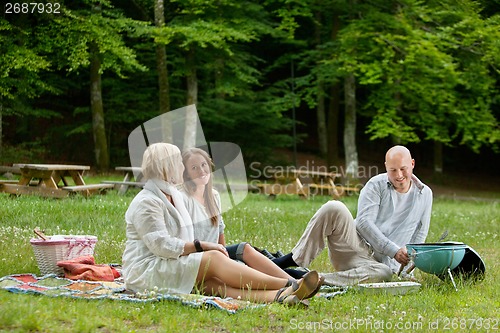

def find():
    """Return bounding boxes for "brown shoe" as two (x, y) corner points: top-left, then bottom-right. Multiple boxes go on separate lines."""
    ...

(304, 274), (325, 299)
(274, 287), (309, 308)
(274, 287), (300, 306)
(291, 270), (320, 300)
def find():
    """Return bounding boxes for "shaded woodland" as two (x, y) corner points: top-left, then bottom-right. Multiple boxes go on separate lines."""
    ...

(1, 0), (499, 180)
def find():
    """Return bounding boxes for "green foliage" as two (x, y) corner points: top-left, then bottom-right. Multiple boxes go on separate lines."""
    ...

(0, 143), (47, 164)
(37, 2), (148, 76)
(1, 0), (499, 169)
(201, 98), (295, 163)
(0, 19), (54, 101)
(281, 0), (499, 155)
(329, 0), (500, 151)
(154, 0), (295, 163)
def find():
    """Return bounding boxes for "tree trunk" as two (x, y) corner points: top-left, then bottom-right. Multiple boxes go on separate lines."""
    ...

(184, 48), (198, 149)
(215, 57), (225, 100)
(154, 0), (172, 143)
(317, 82), (327, 156)
(433, 140), (444, 183)
(344, 73), (358, 182)
(0, 99), (3, 157)
(314, 10), (327, 157)
(326, 12), (341, 168)
(90, 41), (109, 171)
(391, 79), (403, 144)
(327, 82), (340, 167)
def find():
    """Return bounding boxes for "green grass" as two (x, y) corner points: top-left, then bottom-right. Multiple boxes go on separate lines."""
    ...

(0, 184), (499, 332)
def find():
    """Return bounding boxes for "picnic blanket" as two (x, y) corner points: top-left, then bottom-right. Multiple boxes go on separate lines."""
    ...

(0, 274), (347, 314)
(0, 273), (264, 314)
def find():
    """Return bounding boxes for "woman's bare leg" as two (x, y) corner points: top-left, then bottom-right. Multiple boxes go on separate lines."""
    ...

(200, 276), (280, 303)
(196, 251), (322, 303)
(242, 244), (294, 280)
(196, 250), (289, 291)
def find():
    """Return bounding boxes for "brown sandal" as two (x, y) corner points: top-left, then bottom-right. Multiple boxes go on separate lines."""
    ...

(290, 270), (320, 300)
(304, 274), (325, 299)
(274, 286), (301, 306)
(275, 270), (320, 305)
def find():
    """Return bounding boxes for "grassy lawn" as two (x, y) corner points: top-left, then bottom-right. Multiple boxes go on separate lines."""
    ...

(0, 183), (498, 332)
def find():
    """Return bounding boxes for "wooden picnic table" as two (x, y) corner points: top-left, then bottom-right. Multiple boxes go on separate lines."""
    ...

(0, 163), (114, 198)
(257, 168), (358, 199)
(103, 166), (144, 195)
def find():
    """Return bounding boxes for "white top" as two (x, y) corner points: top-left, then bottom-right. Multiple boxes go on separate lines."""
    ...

(356, 173), (433, 273)
(182, 189), (225, 243)
(122, 188), (202, 294)
(390, 186), (415, 224)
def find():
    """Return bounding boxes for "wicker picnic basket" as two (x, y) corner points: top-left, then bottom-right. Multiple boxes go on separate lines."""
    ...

(30, 235), (98, 276)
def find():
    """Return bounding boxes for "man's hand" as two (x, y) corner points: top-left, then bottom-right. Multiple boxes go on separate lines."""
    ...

(394, 247), (410, 265)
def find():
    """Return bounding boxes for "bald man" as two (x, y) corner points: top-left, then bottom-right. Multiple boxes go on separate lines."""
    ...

(275, 145), (433, 286)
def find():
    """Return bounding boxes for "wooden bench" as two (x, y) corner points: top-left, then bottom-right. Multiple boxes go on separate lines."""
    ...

(0, 179), (40, 185)
(1, 183), (115, 198)
(1, 184), (70, 198)
(0, 179), (20, 184)
(0, 180), (55, 195)
(107, 166), (144, 194)
(0, 165), (21, 174)
(61, 183), (115, 197)
(0, 166), (21, 179)
(102, 180), (144, 191)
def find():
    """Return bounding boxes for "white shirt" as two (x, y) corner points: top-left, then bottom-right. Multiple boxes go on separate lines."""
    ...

(122, 189), (202, 294)
(182, 189), (225, 243)
(355, 173), (433, 273)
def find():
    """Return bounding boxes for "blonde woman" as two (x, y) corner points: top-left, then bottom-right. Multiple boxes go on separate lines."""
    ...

(122, 143), (321, 305)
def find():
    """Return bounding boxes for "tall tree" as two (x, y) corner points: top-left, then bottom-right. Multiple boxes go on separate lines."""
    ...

(154, 0), (173, 142)
(286, 0), (497, 178)
(327, 12), (342, 167)
(342, 0), (359, 182)
(314, 11), (327, 157)
(0, 18), (53, 156)
(89, 3), (109, 170)
(331, 0), (498, 174)
(154, 0), (276, 150)
(343, 73), (358, 181)
(38, 0), (146, 169)
(184, 48), (198, 149)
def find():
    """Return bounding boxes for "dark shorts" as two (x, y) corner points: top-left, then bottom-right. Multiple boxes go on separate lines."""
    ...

(225, 242), (248, 262)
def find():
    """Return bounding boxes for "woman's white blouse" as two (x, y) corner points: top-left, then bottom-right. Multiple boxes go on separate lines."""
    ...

(122, 189), (202, 294)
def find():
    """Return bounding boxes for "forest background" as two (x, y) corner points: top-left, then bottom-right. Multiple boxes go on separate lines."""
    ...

(1, 0), (499, 189)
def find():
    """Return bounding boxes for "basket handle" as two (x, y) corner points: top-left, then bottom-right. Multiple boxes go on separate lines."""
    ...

(33, 227), (47, 240)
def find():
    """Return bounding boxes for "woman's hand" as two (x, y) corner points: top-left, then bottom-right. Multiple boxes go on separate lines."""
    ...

(184, 240), (228, 256)
(203, 241), (229, 257)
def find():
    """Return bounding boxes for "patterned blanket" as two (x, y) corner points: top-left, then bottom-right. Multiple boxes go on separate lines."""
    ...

(0, 274), (347, 314)
(0, 274), (264, 314)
